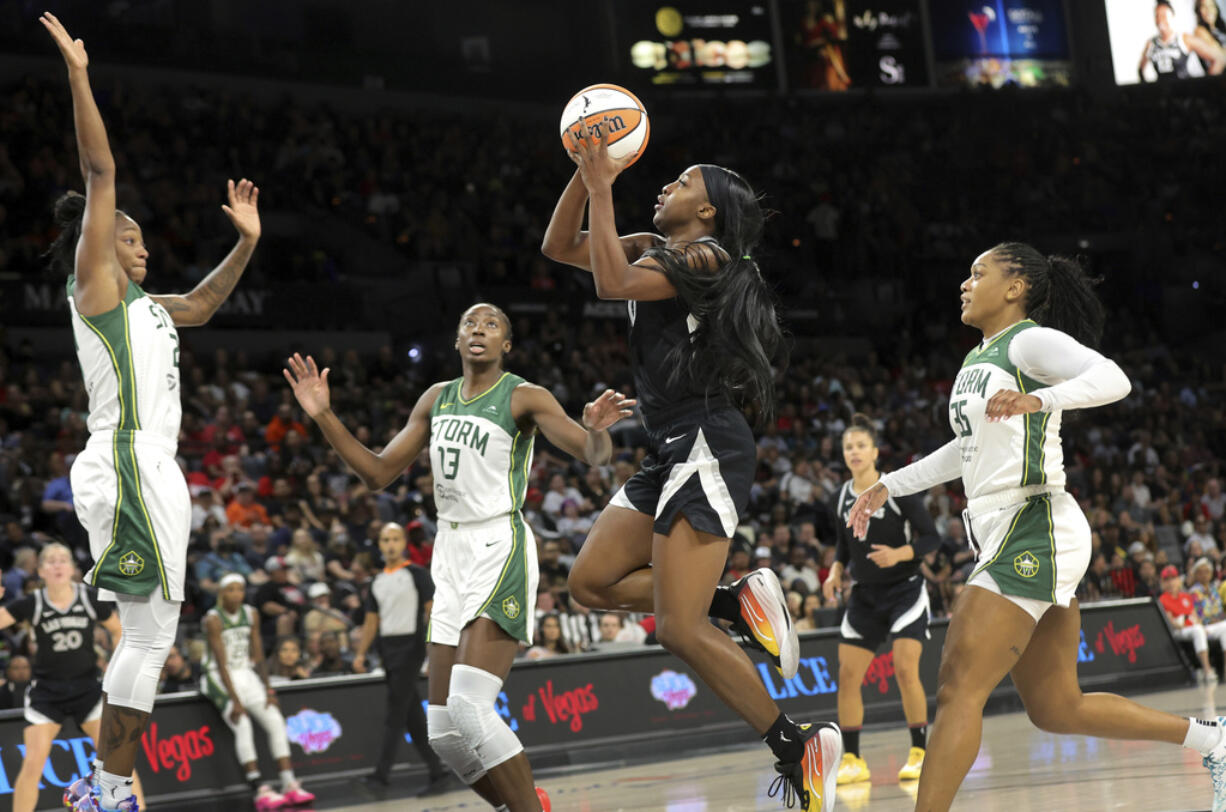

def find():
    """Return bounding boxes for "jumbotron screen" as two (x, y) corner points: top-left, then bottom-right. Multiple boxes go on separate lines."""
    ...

(780, 0), (930, 91)
(928, 0), (1072, 88)
(1105, 0), (1226, 84)
(619, 2), (778, 87)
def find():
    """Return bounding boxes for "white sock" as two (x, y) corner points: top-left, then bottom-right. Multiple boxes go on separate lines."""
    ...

(1184, 718), (1223, 755)
(280, 769), (296, 790)
(495, 806), (510, 812)
(97, 769), (134, 807)
(91, 758), (104, 782)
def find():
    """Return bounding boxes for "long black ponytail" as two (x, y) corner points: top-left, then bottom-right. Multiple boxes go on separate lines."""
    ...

(641, 165), (785, 422)
(44, 191), (87, 274)
(991, 241), (1106, 348)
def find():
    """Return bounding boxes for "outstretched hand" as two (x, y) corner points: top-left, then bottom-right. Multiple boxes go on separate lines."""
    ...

(567, 115), (635, 191)
(984, 390), (1042, 422)
(39, 12), (88, 71)
(582, 389), (636, 432)
(222, 178), (261, 240)
(283, 353), (331, 419)
(847, 481), (889, 540)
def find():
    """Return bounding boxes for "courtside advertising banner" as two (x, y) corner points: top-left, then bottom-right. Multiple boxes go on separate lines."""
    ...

(0, 599), (1187, 808)
(928, 0), (1072, 87)
(780, 0), (930, 90)
(1104, 0), (1226, 84)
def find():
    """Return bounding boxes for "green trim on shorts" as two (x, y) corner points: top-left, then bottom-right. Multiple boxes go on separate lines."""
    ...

(475, 513), (531, 643)
(971, 495), (1057, 603)
(203, 670), (230, 711)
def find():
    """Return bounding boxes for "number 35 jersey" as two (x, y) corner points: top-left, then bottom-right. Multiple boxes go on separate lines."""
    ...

(429, 372), (533, 523)
(948, 320), (1064, 499)
(67, 277), (182, 444)
(5, 584), (113, 681)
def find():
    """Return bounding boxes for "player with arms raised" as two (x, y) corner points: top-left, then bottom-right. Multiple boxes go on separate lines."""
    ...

(39, 13), (261, 812)
(284, 303), (632, 812)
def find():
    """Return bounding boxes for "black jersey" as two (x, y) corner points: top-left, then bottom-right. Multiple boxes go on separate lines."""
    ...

(627, 236), (729, 426)
(1146, 35), (1191, 79)
(832, 479), (940, 586)
(5, 584), (113, 681)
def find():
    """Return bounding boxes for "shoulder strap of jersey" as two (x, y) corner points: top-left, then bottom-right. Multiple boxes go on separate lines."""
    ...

(32, 589), (44, 626)
(79, 584), (98, 621)
(838, 480), (852, 509)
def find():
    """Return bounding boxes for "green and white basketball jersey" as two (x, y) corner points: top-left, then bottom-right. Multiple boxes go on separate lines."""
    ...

(67, 277), (181, 443)
(429, 372), (533, 523)
(949, 320), (1064, 500)
(203, 604), (255, 673)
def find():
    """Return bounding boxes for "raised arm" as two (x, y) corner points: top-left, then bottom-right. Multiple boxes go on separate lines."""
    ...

(512, 383), (635, 467)
(541, 169), (662, 271)
(566, 118), (679, 301)
(41, 13), (121, 317)
(150, 179), (260, 327)
(284, 353), (441, 491)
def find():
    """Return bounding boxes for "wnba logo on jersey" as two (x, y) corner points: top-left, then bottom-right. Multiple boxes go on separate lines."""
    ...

(1013, 551), (1040, 578)
(118, 551), (145, 577)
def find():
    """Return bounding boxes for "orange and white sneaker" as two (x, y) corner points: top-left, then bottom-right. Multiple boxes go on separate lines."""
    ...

(730, 568), (800, 679)
(769, 722), (842, 811)
(897, 746), (925, 781)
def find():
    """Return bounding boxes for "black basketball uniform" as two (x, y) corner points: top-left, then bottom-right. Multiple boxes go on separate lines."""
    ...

(831, 481), (940, 652)
(5, 584), (113, 726)
(608, 237), (755, 539)
(1146, 35), (1191, 80)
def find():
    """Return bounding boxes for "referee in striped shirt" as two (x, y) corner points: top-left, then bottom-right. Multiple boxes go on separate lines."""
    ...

(354, 522), (446, 790)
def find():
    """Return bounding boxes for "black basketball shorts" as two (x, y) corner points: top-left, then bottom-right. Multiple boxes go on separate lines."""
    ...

(25, 677), (104, 727)
(839, 574), (931, 653)
(609, 406), (754, 539)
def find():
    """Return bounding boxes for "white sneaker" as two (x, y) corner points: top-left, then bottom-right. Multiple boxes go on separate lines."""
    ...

(1211, 671), (1220, 686)
(1202, 716), (1226, 812)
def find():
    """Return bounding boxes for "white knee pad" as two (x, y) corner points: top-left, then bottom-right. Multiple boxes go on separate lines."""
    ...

(226, 706), (257, 765)
(249, 702), (290, 761)
(427, 704), (486, 784)
(447, 665), (523, 771)
(105, 593), (181, 713)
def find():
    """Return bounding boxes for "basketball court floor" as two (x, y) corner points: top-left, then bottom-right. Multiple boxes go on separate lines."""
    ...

(337, 685), (1217, 812)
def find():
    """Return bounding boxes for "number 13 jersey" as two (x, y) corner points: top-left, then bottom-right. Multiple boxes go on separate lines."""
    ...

(429, 372), (533, 523)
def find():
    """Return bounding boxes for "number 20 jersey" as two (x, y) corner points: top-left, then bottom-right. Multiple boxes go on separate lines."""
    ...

(948, 320), (1064, 500)
(429, 372), (533, 523)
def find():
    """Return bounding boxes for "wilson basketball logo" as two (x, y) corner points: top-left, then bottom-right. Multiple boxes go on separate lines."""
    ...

(559, 83), (650, 168)
(1013, 551), (1040, 578)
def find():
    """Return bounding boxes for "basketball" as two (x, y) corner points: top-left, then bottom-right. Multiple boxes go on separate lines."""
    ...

(559, 83), (650, 167)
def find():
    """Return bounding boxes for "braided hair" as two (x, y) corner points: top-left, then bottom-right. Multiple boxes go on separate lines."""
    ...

(641, 165), (786, 423)
(44, 191), (87, 274)
(990, 242), (1106, 348)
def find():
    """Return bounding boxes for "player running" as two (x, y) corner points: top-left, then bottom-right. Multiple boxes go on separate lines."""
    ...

(284, 303), (631, 812)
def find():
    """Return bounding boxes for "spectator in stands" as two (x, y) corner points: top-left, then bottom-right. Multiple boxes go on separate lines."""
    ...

(1081, 553), (1120, 602)
(269, 636), (312, 683)
(1189, 559), (1226, 644)
(723, 542), (752, 585)
(1135, 557), (1161, 598)
(1159, 565), (1217, 684)
(256, 557), (308, 647)
(526, 613), (572, 659)
(194, 532), (254, 597)
(286, 529), (326, 583)
(303, 583), (353, 642)
(942, 519), (976, 584)
(227, 481), (272, 529)
(311, 631), (352, 676)
(2, 548), (35, 598)
(158, 645), (199, 693)
(594, 613), (626, 648)
(780, 544), (820, 594)
(542, 473), (584, 518)
(1204, 479), (1226, 521)
(753, 546), (777, 575)
(1187, 517), (1217, 557)
(0, 655), (31, 709)
(265, 403), (308, 452)
(191, 486), (228, 531)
